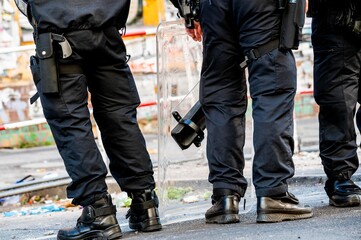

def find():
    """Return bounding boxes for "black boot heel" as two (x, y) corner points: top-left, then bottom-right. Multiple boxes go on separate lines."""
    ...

(103, 225), (123, 239)
(127, 189), (162, 232)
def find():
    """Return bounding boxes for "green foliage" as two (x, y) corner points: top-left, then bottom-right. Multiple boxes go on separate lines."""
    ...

(18, 132), (54, 149)
(123, 197), (132, 208)
(202, 191), (212, 200)
(167, 187), (193, 200)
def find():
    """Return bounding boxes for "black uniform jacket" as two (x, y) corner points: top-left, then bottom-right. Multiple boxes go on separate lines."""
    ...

(28, 0), (130, 32)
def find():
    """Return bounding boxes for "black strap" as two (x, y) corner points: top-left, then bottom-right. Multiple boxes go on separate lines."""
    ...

(240, 38), (280, 69)
(80, 205), (116, 223)
(179, 118), (204, 139)
(126, 198), (158, 219)
(93, 205), (117, 217)
(30, 93), (40, 104)
(58, 64), (83, 75)
(130, 199), (156, 211)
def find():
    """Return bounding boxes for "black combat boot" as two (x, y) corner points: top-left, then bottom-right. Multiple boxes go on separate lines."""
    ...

(325, 179), (361, 207)
(126, 189), (162, 232)
(57, 194), (122, 240)
(205, 189), (240, 224)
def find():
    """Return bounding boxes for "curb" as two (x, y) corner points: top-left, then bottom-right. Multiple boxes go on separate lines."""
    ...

(2, 173), (361, 214)
(3, 173), (361, 200)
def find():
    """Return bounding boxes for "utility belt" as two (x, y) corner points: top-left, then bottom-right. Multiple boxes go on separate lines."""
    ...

(29, 32), (82, 104)
(242, 0), (305, 68)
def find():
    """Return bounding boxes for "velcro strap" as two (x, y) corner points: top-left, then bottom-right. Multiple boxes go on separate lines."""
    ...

(80, 205), (116, 224)
(93, 205), (117, 218)
(130, 199), (156, 211)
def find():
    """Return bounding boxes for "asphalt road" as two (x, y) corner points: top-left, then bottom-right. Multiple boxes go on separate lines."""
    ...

(1, 181), (361, 240)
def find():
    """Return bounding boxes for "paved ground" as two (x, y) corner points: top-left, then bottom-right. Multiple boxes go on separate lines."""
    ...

(1, 179), (361, 240)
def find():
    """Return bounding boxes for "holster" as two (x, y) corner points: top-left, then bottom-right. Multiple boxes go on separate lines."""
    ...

(29, 55), (40, 104)
(279, 0), (306, 50)
(35, 32), (60, 95)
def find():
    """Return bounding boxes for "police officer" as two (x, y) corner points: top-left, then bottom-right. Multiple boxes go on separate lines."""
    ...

(308, 0), (361, 207)
(14, 0), (161, 239)
(170, 0), (313, 223)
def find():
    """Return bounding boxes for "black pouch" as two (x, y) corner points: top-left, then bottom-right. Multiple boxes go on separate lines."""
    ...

(36, 32), (59, 95)
(279, 0), (306, 50)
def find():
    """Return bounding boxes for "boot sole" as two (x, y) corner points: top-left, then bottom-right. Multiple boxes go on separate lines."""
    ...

(206, 214), (240, 224)
(256, 212), (313, 223)
(129, 217), (162, 232)
(329, 194), (361, 207)
(57, 225), (122, 240)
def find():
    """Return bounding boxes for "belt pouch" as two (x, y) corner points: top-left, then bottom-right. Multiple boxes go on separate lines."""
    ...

(280, 0), (306, 50)
(36, 32), (59, 94)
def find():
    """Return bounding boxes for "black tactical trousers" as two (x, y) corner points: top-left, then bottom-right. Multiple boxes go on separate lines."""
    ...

(199, 0), (296, 197)
(37, 27), (155, 205)
(312, 8), (361, 181)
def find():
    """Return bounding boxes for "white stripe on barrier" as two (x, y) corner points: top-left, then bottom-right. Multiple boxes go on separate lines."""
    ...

(0, 100), (160, 131)
(0, 118), (47, 131)
(0, 45), (35, 54)
(0, 90), (315, 131)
